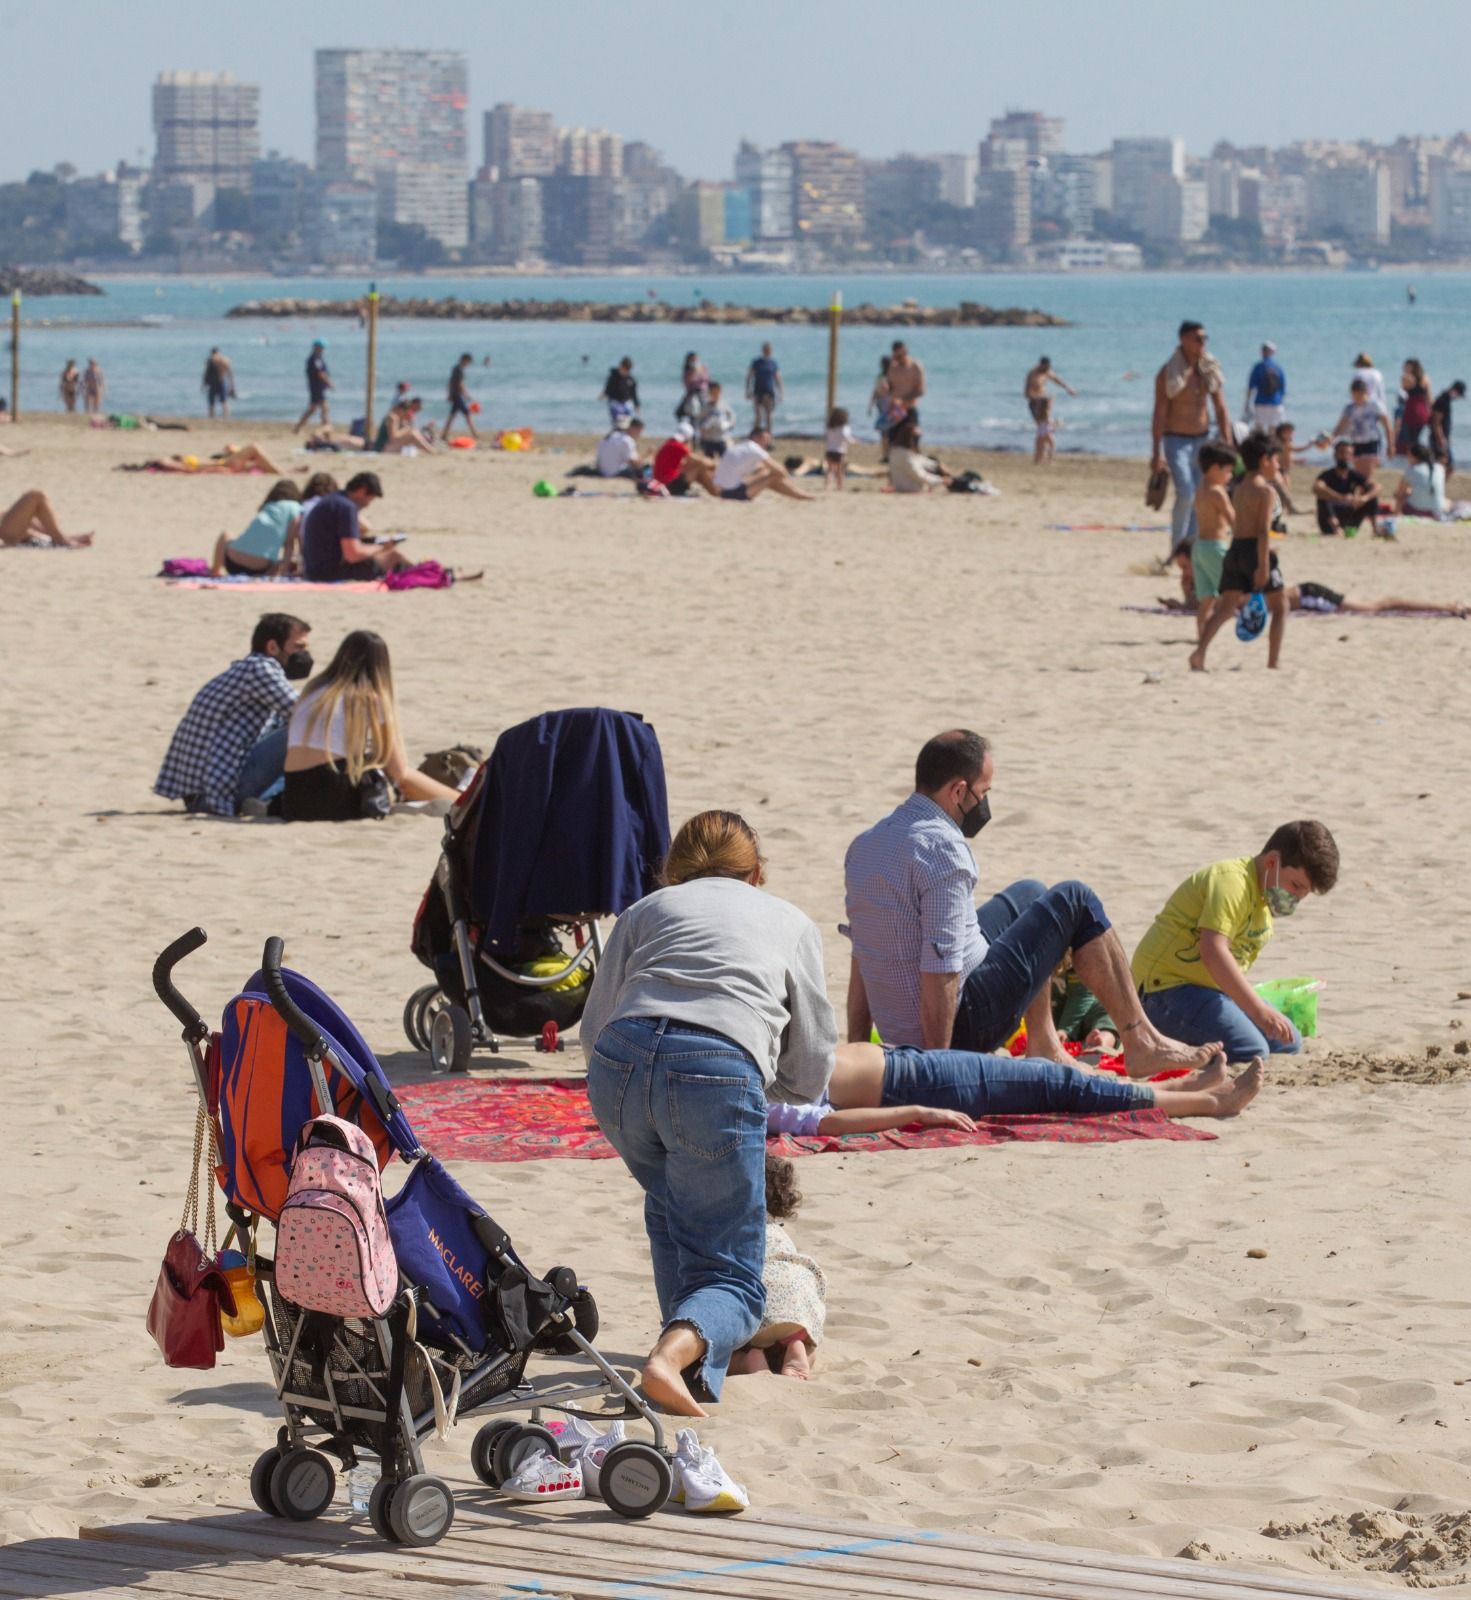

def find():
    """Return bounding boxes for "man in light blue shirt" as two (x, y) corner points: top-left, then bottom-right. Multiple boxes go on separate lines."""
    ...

(1245, 342), (1287, 432)
(843, 730), (1223, 1079)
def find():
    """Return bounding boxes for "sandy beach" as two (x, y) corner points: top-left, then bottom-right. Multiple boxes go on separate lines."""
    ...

(3, 414), (1471, 1588)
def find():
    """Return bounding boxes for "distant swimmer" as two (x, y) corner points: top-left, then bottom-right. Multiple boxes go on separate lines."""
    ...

(1408, 284), (1417, 306)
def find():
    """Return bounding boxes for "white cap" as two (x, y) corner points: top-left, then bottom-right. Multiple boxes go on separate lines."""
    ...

(1263, 341), (1277, 353)
(674, 421), (694, 442)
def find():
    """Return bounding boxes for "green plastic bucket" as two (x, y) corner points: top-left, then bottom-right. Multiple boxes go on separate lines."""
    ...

(1254, 976), (1322, 1036)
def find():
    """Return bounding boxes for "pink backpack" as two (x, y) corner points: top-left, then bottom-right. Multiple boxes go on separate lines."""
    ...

(383, 560), (454, 591)
(275, 1115), (398, 1318)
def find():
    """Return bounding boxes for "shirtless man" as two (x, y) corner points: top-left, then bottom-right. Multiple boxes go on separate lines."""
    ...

(1025, 356), (1076, 464)
(1191, 430), (1288, 671)
(1152, 321), (1234, 597)
(0, 489), (94, 547)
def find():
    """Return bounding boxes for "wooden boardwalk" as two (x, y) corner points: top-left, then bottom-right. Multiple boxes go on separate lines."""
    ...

(0, 1493), (1397, 1600)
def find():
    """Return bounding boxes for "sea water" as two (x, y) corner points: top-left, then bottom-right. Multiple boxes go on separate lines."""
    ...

(14, 269), (1467, 456)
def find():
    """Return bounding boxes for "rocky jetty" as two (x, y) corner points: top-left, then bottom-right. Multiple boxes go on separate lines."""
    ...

(226, 295), (1067, 328)
(0, 267), (103, 296)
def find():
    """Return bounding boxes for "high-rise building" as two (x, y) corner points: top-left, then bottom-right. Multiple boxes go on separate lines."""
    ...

(556, 127), (623, 178)
(542, 174), (614, 264)
(1205, 158), (1241, 219)
(306, 177), (378, 266)
(1111, 137), (1185, 232)
(973, 167), (1031, 256)
(1032, 154), (1099, 235)
(783, 141), (865, 242)
(930, 152), (977, 209)
(251, 155), (312, 241)
(865, 155), (943, 235)
(724, 186), (753, 243)
(484, 104), (556, 179)
(470, 172), (546, 262)
(988, 110), (1065, 161)
(152, 71), (259, 192)
(65, 171), (144, 251)
(671, 182), (727, 253)
(1144, 175), (1208, 245)
(1240, 174), (1308, 246)
(1430, 160), (1471, 250)
(315, 49), (469, 249)
(1307, 162), (1390, 243)
(734, 142), (795, 240)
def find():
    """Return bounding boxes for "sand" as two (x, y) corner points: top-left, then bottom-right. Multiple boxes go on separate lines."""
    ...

(3, 415), (1471, 1588)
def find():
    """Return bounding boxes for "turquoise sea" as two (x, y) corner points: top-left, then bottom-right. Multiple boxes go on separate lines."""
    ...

(13, 269), (1467, 456)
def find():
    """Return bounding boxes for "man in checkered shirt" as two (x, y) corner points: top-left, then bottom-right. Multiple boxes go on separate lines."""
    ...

(154, 613), (312, 817)
(842, 730), (1223, 1080)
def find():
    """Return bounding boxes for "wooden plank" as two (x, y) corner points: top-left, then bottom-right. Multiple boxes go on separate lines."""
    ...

(0, 1546), (322, 1600)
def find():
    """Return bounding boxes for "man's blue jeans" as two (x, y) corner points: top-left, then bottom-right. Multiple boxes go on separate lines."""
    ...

(1140, 984), (1301, 1064)
(882, 1046), (1151, 1115)
(1163, 432), (1206, 554)
(951, 879), (1113, 1053)
(586, 1016), (767, 1401)
(234, 725), (288, 806)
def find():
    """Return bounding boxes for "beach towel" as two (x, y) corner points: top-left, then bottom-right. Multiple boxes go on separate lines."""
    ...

(393, 1077), (1214, 1163)
(1122, 603), (1456, 620)
(1047, 522), (1169, 532)
(162, 576), (388, 592)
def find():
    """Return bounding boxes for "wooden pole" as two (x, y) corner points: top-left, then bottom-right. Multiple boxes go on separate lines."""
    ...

(363, 284), (379, 442)
(9, 291), (19, 422)
(825, 289), (842, 421)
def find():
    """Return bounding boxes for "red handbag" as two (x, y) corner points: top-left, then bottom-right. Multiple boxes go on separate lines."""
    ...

(147, 1102), (237, 1369)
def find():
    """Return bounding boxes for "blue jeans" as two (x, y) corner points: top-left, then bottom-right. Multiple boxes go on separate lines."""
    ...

(952, 879), (1113, 1053)
(1163, 432), (1205, 554)
(234, 725), (288, 805)
(1140, 984), (1301, 1064)
(586, 1017), (767, 1401)
(883, 1046), (1151, 1114)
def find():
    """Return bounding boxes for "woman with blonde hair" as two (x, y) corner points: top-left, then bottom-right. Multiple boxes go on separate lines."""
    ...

(579, 810), (836, 1430)
(280, 630), (457, 821)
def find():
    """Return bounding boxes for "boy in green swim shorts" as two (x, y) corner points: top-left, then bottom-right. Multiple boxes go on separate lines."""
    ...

(1191, 441), (1238, 641)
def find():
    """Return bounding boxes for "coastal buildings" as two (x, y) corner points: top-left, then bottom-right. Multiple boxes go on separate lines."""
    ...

(152, 71), (260, 193)
(64, 171), (144, 251)
(734, 143), (795, 241)
(484, 104), (556, 180)
(1144, 175), (1208, 245)
(783, 141), (865, 245)
(1111, 137), (1185, 233)
(1430, 160), (1471, 250)
(1306, 161), (1390, 245)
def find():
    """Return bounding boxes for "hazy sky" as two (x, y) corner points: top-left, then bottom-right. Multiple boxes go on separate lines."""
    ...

(5, 0), (1471, 185)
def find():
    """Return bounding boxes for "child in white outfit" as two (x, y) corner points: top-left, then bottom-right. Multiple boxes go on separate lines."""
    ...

(824, 407), (855, 491)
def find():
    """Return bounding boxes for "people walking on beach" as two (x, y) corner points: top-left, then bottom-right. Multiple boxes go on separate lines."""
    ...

(1190, 430), (1289, 671)
(58, 360), (80, 413)
(1191, 443), (1238, 643)
(203, 347), (234, 419)
(599, 356), (640, 429)
(444, 353), (478, 441)
(886, 341), (926, 427)
(1432, 380), (1464, 469)
(869, 355), (893, 454)
(294, 341), (332, 432)
(1397, 360), (1434, 458)
(676, 351), (710, 424)
(696, 381), (735, 457)
(1151, 320), (1233, 577)
(1244, 342), (1286, 432)
(1325, 378), (1393, 485)
(1025, 357), (1075, 465)
(746, 343), (783, 432)
(81, 358), (106, 415)
(1353, 352), (1387, 413)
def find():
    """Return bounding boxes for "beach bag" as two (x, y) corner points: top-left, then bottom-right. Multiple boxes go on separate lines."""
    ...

(275, 1114), (398, 1318)
(159, 558), (210, 577)
(147, 1101), (237, 1368)
(384, 560), (454, 591)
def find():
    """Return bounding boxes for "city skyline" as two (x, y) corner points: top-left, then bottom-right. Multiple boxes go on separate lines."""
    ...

(5, 0), (1471, 187)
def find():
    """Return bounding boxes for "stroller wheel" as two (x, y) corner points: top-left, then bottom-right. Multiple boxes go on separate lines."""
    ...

(493, 1421), (560, 1486)
(599, 1441), (673, 1520)
(368, 1477), (399, 1541)
(249, 1446), (283, 1516)
(269, 1446), (336, 1521)
(429, 1002), (473, 1074)
(403, 985), (439, 1050)
(388, 1474), (455, 1547)
(470, 1418), (519, 1487)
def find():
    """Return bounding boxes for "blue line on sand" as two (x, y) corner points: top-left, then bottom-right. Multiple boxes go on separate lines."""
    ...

(503, 1529), (942, 1597)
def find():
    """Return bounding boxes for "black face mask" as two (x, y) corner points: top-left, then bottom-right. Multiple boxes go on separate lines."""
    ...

(284, 650), (314, 681)
(960, 792), (991, 839)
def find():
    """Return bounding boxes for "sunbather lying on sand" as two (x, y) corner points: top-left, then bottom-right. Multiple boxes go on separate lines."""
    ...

(0, 489), (93, 547)
(123, 442), (281, 475)
(1157, 582), (1469, 619)
(767, 1042), (1262, 1135)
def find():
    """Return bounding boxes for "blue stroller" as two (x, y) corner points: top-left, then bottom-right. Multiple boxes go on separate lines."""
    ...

(153, 927), (673, 1547)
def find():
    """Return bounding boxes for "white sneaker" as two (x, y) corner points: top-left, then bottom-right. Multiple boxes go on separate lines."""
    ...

(574, 1421), (626, 1500)
(670, 1427), (748, 1513)
(552, 1414), (605, 1458)
(500, 1446), (584, 1502)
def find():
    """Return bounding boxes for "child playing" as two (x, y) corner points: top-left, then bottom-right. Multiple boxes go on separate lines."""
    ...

(824, 406), (854, 490)
(697, 382), (734, 458)
(1033, 411), (1061, 466)
(729, 1157), (827, 1381)
(1192, 442), (1238, 643)
(1131, 820), (1339, 1062)
(1190, 429), (1289, 670)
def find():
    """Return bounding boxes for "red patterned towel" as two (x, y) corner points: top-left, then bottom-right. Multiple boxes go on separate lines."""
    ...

(395, 1077), (1214, 1163)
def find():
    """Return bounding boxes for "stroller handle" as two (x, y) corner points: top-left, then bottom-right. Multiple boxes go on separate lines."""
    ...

(261, 936), (327, 1059)
(152, 928), (210, 1045)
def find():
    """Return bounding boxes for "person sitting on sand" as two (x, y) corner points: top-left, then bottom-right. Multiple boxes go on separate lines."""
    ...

(887, 414), (954, 492)
(579, 809), (836, 1419)
(728, 1158), (826, 1384)
(154, 612), (313, 817)
(126, 442), (282, 476)
(373, 397), (435, 454)
(0, 489), (93, 548)
(280, 630), (458, 822)
(299, 472), (408, 581)
(649, 425), (718, 496)
(1133, 821), (1339, 1063)
(596, 418), (647, 481)
(1394, 442), (1448, 520)
(844, 730), (1224, 1076)
(211, 479), (303, 576)
(1312, 438), (1383, 538)
(713, 427), (816, 501)
(1287, 580), (1468, 618)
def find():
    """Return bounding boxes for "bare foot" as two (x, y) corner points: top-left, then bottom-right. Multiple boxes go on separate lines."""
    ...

(725, 1348), (769, 1378)
(1171, 1053), (1228, 1094)
(780, 1340), (813, 1381)
(1123, 1032), (1224, 1080)
(1188, 647), (1206, 671)
(641, 1354), (707, 1418)
(1211, 1058), (1264, 1116)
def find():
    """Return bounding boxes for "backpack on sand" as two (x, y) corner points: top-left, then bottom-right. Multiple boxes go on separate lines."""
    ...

(275, 1114), (398, 1318)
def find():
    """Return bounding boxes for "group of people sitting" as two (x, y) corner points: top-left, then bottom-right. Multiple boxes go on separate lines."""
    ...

(153, 611), (458, 822)
(210, 471), (412, 581)
(578, 729), (1337, 1419)
(589, 418), (816, 502)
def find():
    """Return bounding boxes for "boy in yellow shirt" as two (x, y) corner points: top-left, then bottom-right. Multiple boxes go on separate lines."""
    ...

(1132, 821), (1339, 1062)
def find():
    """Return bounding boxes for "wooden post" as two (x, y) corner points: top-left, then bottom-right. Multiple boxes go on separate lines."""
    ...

(9, 291), (19, 422)
(825, 289), (842, 421)
(363, 284), (379, 442)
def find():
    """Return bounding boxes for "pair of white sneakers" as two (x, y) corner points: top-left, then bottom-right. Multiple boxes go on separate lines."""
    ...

(499, 1417), (747, 1513)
